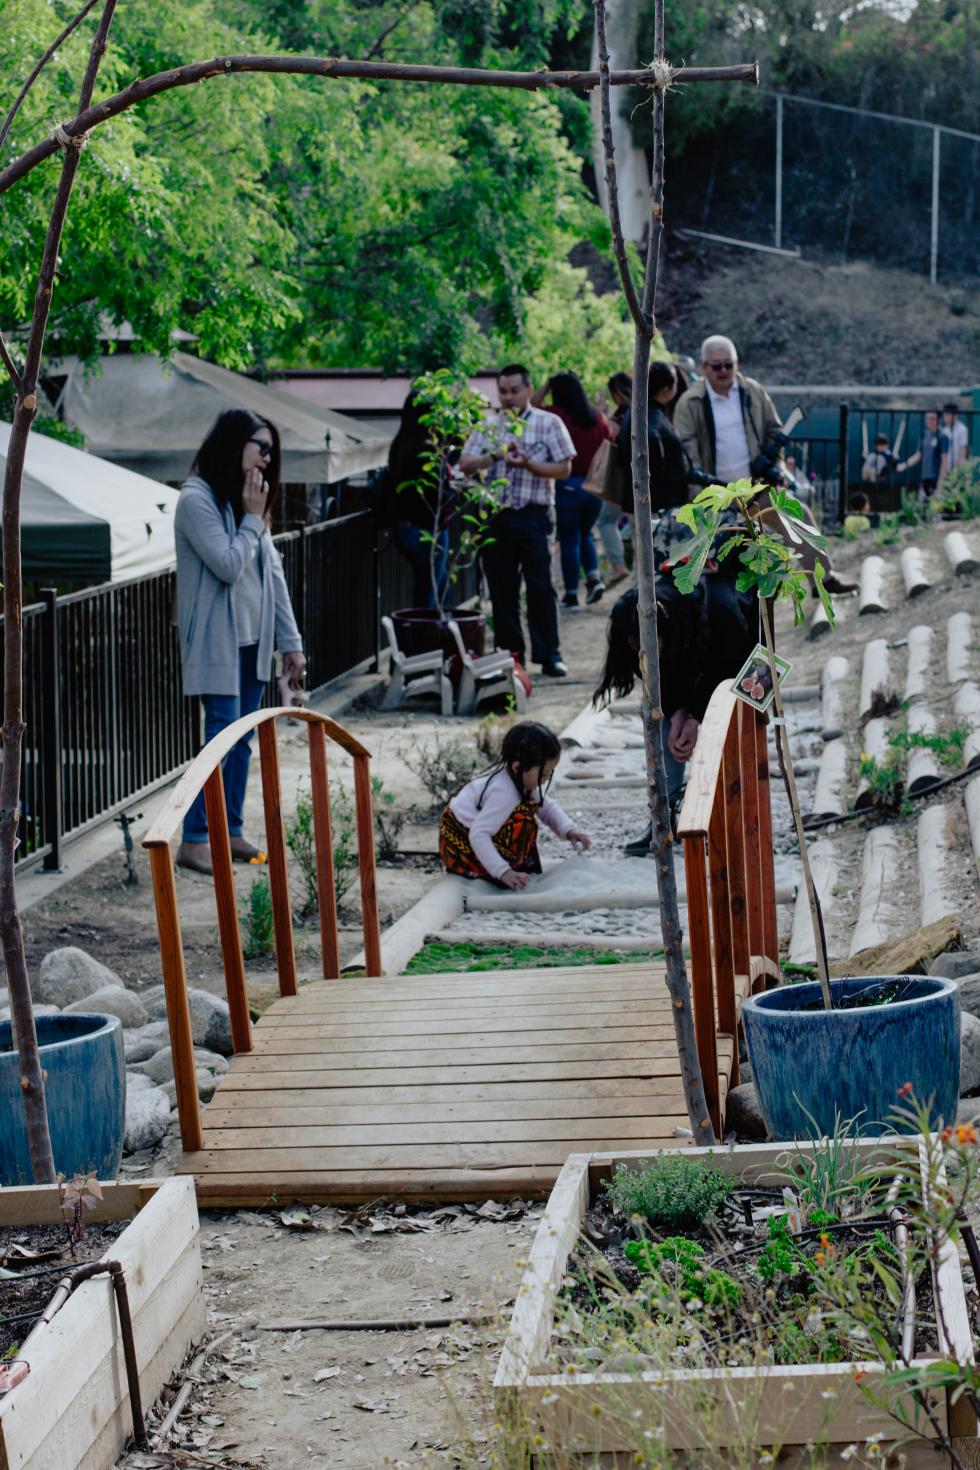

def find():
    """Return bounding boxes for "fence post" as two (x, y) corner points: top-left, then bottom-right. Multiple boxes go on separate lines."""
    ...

(930, 125), (940, 287)
(40, 588), (63, 871)
(774, 93), (784, 251)
(837, 401), (849, 525)
(972, 387), (980, 458)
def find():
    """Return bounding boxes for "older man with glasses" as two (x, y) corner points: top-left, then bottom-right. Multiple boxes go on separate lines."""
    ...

(673, 334), (782, 488)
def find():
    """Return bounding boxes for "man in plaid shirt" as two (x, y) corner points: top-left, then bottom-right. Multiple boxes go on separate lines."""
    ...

(459, 364), (574, 677)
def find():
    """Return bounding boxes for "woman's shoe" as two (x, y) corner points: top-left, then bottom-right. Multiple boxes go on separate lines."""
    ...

(586, 577), (605, 605)
(229, 836), (266, 863)
(176, 841), (213, 875)
(561, 592), (580, 609)
(606, 565), (628, 586)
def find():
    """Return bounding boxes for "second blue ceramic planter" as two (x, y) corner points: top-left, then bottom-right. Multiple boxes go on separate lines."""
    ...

(742, 974), (960, 1139)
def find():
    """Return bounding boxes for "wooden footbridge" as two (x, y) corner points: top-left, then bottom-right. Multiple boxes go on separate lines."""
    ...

(143, 692), (778, 1206)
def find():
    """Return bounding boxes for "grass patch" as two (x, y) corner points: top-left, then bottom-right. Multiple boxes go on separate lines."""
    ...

(405, 940), (663, 974)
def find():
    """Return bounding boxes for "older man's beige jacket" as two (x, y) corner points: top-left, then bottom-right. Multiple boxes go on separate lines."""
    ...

(673, 373), (782, 482)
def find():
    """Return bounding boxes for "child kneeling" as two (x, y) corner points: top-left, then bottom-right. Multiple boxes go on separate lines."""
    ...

(439, 721), (590, 891)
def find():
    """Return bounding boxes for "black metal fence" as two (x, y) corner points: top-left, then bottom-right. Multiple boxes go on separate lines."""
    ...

(7, 509), (483, 872)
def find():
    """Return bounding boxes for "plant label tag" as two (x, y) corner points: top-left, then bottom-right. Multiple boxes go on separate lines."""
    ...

(731, 643), (793, 714)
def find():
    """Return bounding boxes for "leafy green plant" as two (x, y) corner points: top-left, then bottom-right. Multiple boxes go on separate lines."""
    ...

(874, 513), (901, 547)
(625, 1235), (741, 1309)
(887, 726), (967, 769)
(286, 781), (358, 915)
(241, 875), (273, 959)
(406, 735), (484, 808)
(756, 1214), (807, 1282)
(937, 457), (980, 519)
(403, 369), (512, 615)
(858, 750), (904, 812)
(604, 1156), (735, 1233)
(371, 776), (405, 862)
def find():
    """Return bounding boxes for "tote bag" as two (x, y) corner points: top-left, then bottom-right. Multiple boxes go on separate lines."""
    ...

(582, 439), (626, 507)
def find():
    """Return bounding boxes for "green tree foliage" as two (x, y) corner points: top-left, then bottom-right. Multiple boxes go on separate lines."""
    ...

(0, 0), (629, 379)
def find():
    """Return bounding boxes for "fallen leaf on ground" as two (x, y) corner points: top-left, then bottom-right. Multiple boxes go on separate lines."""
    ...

(314, 1366), (341, 1382)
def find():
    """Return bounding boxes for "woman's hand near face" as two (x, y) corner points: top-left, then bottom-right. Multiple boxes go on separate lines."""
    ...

(242, 466), (268, 518)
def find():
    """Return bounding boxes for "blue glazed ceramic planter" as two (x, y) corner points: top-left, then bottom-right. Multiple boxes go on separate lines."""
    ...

(0, 1013), (125, 1185)
(742, 975), (960, 1139)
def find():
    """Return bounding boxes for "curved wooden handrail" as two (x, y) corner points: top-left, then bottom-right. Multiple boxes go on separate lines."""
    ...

(143, 707), (371, 846)
(676, 682), (737, 838)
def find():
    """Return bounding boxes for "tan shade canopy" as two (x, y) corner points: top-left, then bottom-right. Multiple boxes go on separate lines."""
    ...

(55, 352), (391, 485)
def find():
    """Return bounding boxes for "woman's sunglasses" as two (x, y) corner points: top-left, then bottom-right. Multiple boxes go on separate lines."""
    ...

(248, 438), (273, 459)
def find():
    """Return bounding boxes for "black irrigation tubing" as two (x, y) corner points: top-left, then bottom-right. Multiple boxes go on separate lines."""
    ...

(0, 1308), (45, 1326)
(0, 1257), (102, 1283)
(803, 762), (980, 833)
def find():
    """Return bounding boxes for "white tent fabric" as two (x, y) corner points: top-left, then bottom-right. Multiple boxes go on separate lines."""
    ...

(0, 420), (179, 583)
(57, 352), (390, 485)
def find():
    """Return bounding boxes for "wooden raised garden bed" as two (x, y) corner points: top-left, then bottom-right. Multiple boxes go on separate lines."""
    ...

(0, 1176), (204, 1470)
(496, 1143), (979, 1466)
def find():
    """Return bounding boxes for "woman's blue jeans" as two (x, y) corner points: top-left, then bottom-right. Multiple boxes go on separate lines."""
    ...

(555, 477), (600, 595)
(393, 523), (449, 609)
(182, 644), (267, 843)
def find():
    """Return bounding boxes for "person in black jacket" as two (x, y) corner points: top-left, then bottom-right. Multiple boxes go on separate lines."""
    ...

(615, 360), (689, 514)
(381, 391), (450, 609)
(593, 572), (757, 854)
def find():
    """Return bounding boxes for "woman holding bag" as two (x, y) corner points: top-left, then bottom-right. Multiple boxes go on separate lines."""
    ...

(174, 409), (306, 875)
(532, 372), (614, 609)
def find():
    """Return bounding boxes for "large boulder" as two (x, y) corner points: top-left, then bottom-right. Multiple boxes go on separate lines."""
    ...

(960, 1012), (980, 1096)
(124, 1084), (172, 1153)
(725, 1082), (768, 1141)
(36, 947), (124, 1008)
(1, 1003), (59, 1023)
(187, 989), (233, 1057)
(66, 985), (147, 1028)
(124, 1029), (160, 1064)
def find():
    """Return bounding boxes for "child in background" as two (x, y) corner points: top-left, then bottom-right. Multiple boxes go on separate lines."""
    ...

(843, 491), (873, 537)
(439, 721), (591, 890)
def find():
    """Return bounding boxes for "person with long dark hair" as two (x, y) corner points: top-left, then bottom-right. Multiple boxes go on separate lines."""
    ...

(615, 360), (689, 514)
(174, 409), (305, 874)
(382, 390), (450, 609)
(534, 371), (614, 607)
(594, 572), (757, 854)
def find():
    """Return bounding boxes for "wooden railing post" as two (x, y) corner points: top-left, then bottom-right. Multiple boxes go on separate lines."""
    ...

(723, 716), (750, 977)
(203, 768), (252, 1053)
(755, 712), (779, 970)
(738, 700), (765, 972)
(707, 789), (737, 1071)
(257, 721), (298, 997)
(352, 752), (382, 976)
(308, 722), (340, 980)
(147, 846), (203, 1153)
(682, 834), (720, 1137)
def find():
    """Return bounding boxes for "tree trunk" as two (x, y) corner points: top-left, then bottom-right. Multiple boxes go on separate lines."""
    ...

(595, 0), (716, 1142)
(0, 0), (119, 1183)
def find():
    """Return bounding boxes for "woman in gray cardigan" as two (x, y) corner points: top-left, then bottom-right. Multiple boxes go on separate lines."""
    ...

(175, 410), (305, 874)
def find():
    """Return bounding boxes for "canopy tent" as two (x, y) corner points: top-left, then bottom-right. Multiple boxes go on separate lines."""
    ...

(55, 352), (391, 485)
(0, 421), (180, 584)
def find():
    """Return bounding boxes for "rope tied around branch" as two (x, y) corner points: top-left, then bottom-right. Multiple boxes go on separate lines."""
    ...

(50, 123), (88, 151)
(645, 57), (674, 92)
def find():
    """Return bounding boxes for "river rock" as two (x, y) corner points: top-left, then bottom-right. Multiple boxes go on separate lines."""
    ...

(187, 989), (233, 1056)
(1, 1003), (60, 1023)
(126, 1070), (153, 1092)
(960, 1012), (980, 1096)
(124, 1028), (160, 1064)
(725, 1082), (768, 1141)
(931, 949), (980, 981)
(35, 947), (124, 1007)
(138, 985), (170, 1021)
(955, 972), (980, 1019)
(124, 1084), (171, 1152)
(161, 1068), (221, 1107)
(138, 1045), (228, 1085)
(66, 985), (148, 1028)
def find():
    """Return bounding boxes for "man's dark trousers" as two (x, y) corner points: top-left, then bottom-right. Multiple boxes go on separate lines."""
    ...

(481, 505), (560, 666)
